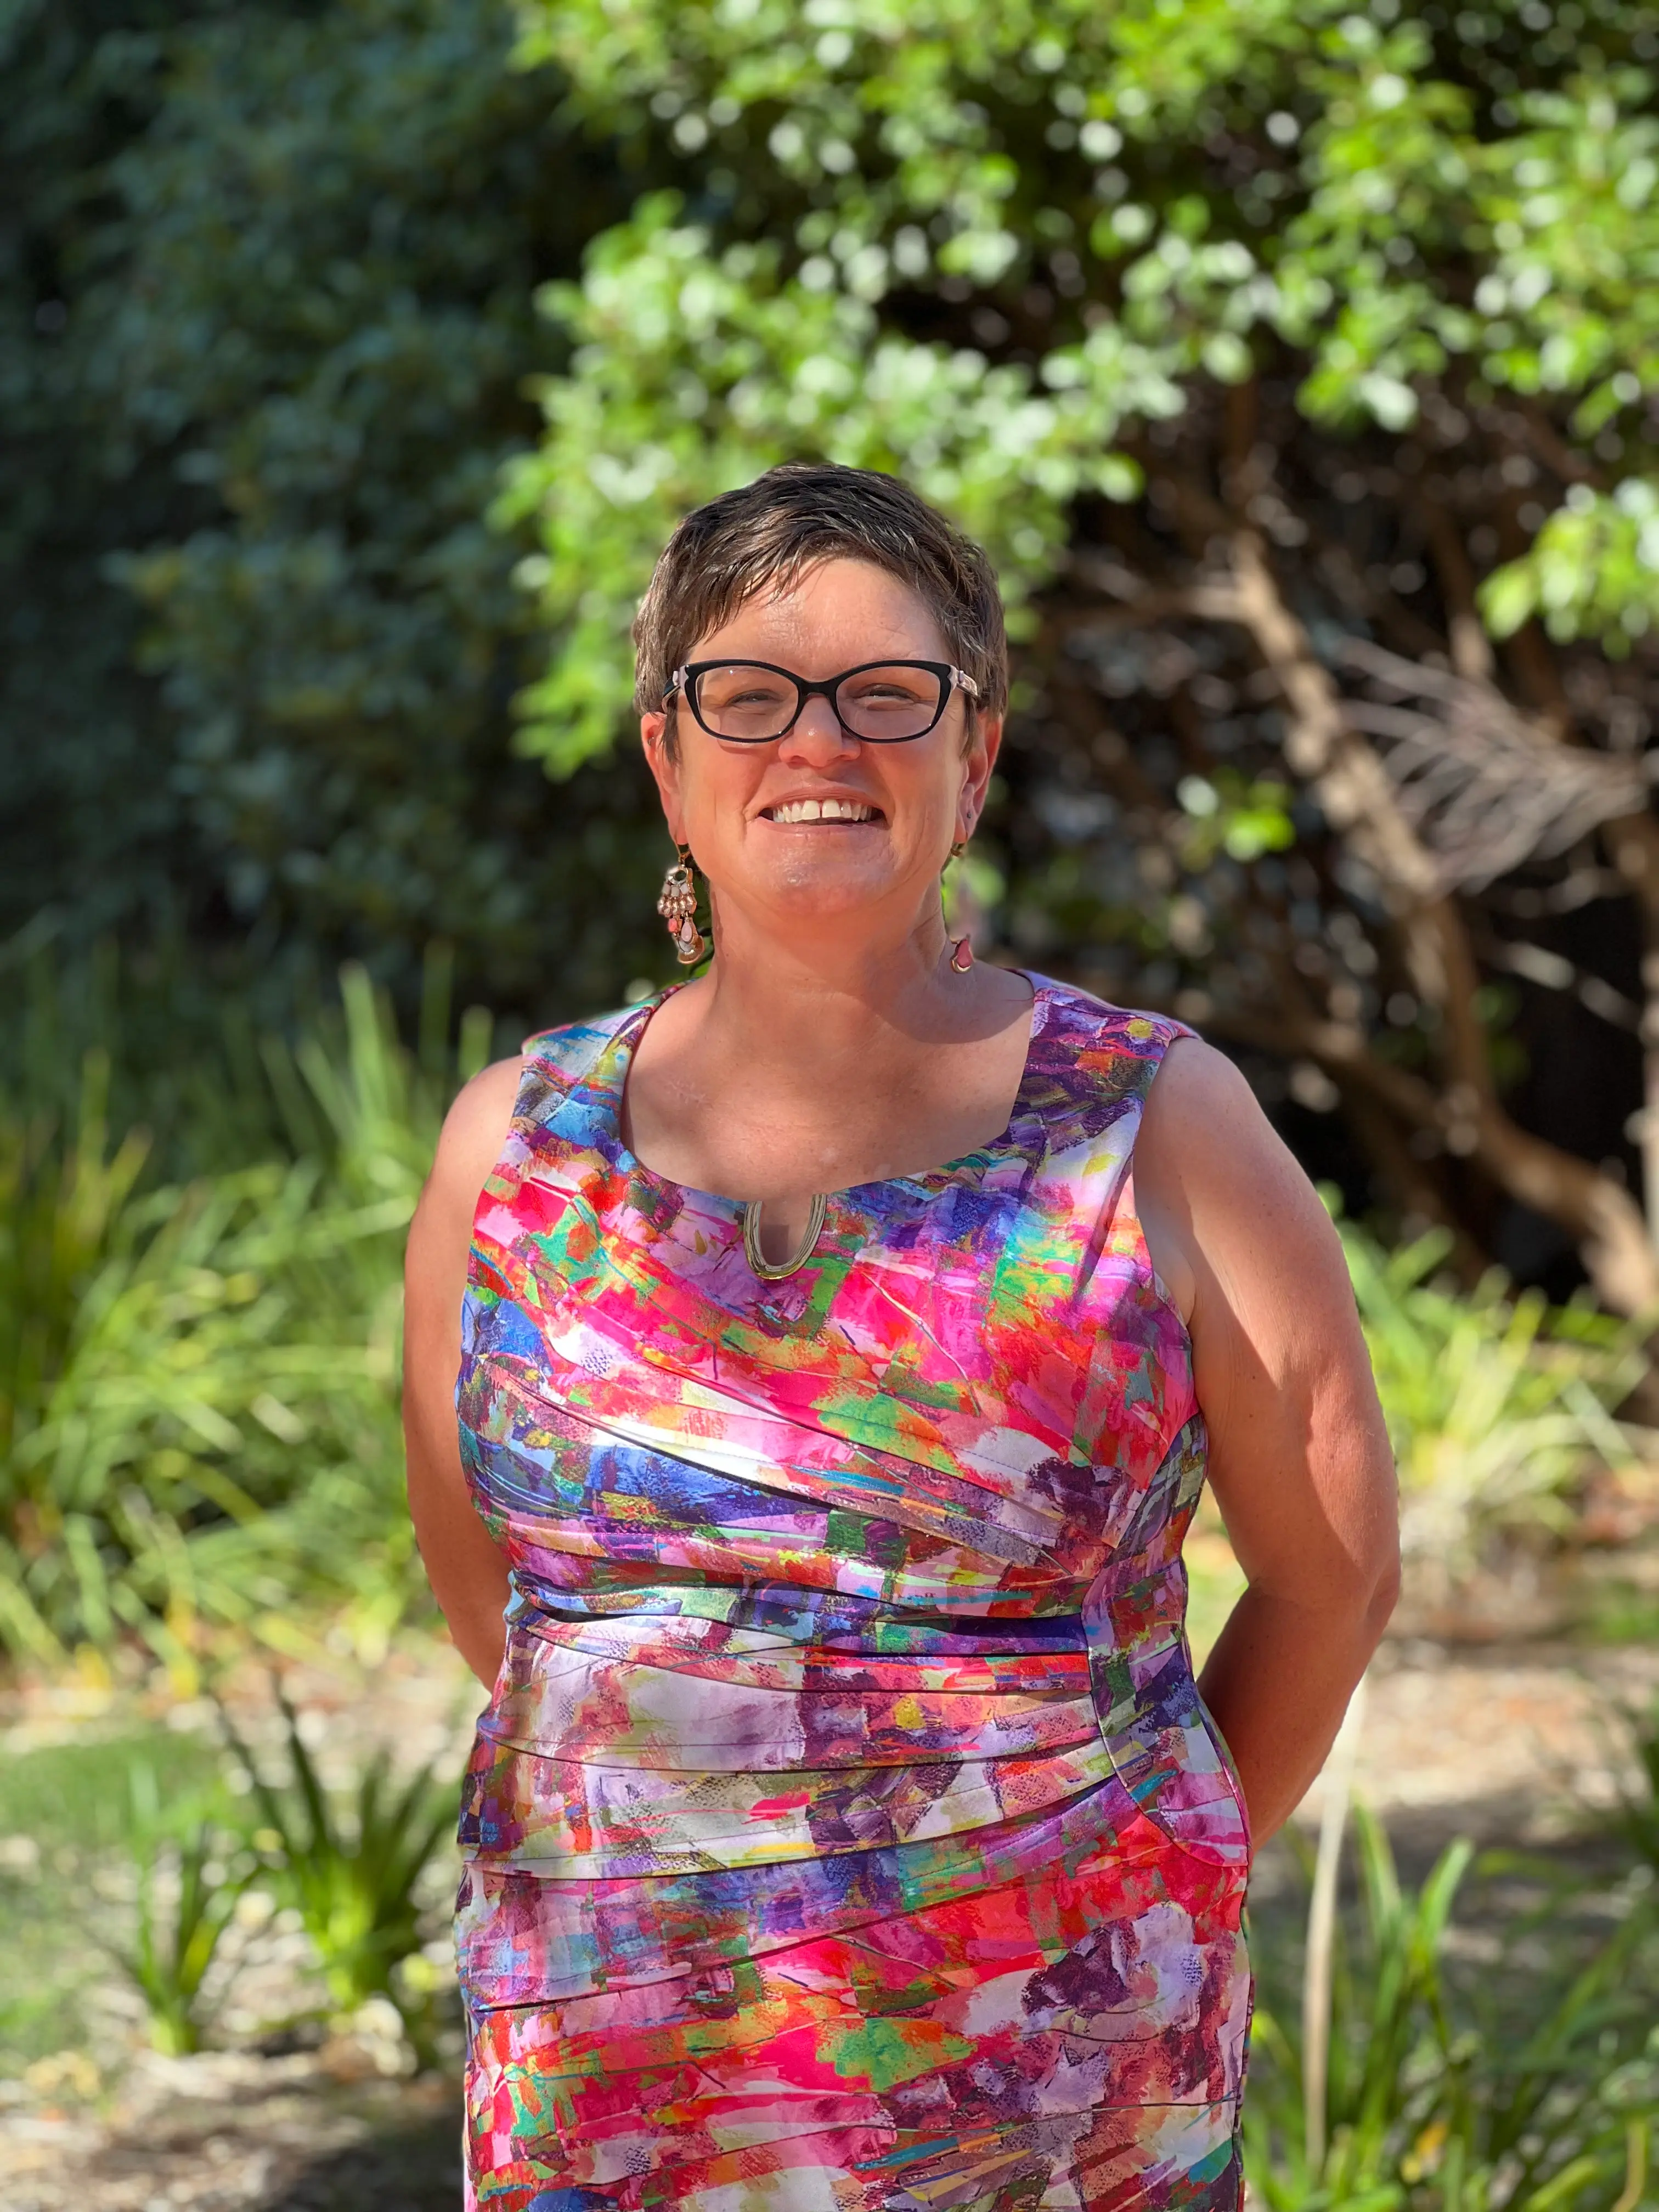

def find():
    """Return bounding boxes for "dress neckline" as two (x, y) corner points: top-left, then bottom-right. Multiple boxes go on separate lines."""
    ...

(596, 973), (1050, 1212)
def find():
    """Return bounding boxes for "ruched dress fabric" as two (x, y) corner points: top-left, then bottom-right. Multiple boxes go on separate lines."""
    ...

(454, 977), (1252, 2212)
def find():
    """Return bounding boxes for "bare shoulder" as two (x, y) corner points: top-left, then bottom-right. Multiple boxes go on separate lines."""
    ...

(1136, 1034), (1350, 1321)
(409, 1056), (527, 1256)
(1136, 1033), (1305, 1218)
(1139, 1031), (1265, 1152)
(438, 1054), (527, 1174)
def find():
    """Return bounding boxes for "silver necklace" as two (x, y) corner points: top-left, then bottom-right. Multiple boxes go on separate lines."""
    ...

(742, 1192), (828, 1282)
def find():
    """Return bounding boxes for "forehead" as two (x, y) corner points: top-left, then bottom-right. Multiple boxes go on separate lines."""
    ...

(692, 557), (950, 668)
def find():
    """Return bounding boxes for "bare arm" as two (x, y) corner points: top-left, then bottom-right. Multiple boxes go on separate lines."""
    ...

(1136, 1039), (1400, 1843)
(402, 1057), (526, 1688)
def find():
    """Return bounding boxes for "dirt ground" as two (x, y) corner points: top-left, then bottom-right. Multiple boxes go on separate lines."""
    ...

(3, 2056), (462, 2212)
(3, 1624), (1655, 2212)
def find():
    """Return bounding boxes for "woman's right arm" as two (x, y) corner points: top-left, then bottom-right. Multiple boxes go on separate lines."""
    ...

(402, 1057), (526, 1688)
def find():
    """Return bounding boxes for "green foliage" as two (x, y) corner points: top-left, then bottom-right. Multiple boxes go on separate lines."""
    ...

(100, 0), (583, 989)
(1174, 772), (1297, 867)
(1611, 1692), (1659, 1879)
(106, 1763), (246, 2057)
(0, 1729), (224, 2062)
(2, 0), (666, 1019)
(0, 1705), (454, 2063)
(0, 1726), (222, 1850)
(494, 191), (1158, 769)
(1481, 478), (1659, 653)
(1246, 1805), (1659, 2210)
(504, 0), (1659, 770)
(0, 962), (476, 1674)
(1336, 1214), (1645, 1581)
(219, 1684), (454, 2018)
(1248, 1806), (1475, 2207)
(0, 0), (211, 949)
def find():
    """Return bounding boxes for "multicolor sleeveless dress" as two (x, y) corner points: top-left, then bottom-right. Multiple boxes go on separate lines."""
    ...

(455, 976), (1252, 2212)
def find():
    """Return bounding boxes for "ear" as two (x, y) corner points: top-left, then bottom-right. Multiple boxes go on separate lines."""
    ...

(956, 712), (1003, 843)
(640, 709), (685, 842)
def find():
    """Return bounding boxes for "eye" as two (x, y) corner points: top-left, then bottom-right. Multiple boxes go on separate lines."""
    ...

(845, 675), (930, 706)
(698, 668), (793, 712)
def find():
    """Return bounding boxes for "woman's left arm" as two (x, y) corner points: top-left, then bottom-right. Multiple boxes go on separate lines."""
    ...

(1136, 1036), (1401, 1844)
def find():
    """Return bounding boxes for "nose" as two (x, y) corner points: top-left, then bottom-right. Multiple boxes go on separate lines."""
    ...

(778, 695), (860, 765)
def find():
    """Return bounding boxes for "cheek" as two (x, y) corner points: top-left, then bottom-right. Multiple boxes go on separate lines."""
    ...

(887, 759), (962, 832)
(678, 754), (756, 830)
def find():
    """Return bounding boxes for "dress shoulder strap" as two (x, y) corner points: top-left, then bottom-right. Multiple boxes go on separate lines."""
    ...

(488, 1002), (641, 1187)
(519, 1004), (635, 1102)
(1015, 977), (1196, 1159)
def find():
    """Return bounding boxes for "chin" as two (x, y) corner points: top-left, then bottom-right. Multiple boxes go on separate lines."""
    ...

(748, 847), (907, 918)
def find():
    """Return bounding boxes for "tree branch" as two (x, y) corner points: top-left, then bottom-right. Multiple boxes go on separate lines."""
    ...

(1413, 484), (1495, 683)
(1210, 997), (1659, 1314)
(1091, 486), (1659, 1314)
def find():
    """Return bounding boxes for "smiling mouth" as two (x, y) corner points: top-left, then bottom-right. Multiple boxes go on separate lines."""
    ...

(762, 798), (884, 825)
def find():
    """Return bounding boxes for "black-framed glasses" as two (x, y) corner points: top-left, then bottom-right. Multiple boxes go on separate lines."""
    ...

(666, 658), (980, 745)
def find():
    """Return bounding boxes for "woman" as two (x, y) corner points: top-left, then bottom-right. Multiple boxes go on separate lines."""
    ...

(404, 462), (1399, 2212)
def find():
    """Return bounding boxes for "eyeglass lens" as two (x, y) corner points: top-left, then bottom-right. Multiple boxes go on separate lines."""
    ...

(690, 663), (945, 743)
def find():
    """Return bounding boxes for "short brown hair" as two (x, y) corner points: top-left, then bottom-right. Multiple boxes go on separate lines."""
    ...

(633, 464), (1008, 742)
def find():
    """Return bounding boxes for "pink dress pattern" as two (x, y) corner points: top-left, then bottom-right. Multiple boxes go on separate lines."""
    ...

(455, 977), (1252, 2210)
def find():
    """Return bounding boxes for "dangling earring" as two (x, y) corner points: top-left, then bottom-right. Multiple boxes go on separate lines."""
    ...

(944, 838), (973, 973)
(657, 843), (705, 966)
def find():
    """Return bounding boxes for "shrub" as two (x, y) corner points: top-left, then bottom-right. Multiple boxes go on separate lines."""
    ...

(1246, 1803), (1659, 2210)
(218, 1683), (455, 2025)
(1336, 1214), (1649, 1592)
(0, 963), (484, 1677)
(104, 1763), (248, 2058)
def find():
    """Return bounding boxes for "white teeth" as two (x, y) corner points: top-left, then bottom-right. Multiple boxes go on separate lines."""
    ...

(769, 798), (877, 824)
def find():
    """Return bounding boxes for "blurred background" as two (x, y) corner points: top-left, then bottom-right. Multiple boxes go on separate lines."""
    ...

(4, 1), (1659, 2205)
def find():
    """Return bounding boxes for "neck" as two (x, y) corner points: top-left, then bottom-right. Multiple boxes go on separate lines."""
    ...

(624, 889), (1035, 1207)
